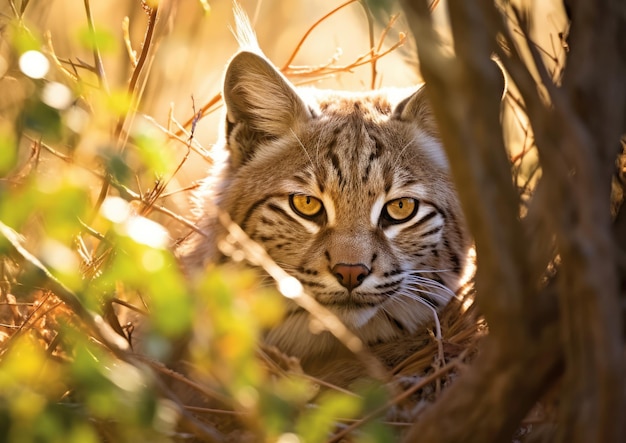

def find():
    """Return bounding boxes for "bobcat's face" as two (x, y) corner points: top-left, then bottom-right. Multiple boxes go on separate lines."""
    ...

(184, 51), (471, 361)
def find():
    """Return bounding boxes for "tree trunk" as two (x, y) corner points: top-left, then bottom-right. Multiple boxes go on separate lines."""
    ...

(398, 0), (626, 441)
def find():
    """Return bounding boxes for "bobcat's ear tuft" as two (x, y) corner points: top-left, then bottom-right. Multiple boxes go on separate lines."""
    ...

(393, 86), (438, 137)
(223, 51), (311, 163)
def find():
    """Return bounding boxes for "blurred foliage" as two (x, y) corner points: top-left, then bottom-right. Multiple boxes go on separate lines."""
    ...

(0, 1), (403, 442)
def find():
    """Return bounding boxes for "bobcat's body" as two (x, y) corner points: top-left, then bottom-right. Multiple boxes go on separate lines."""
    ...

(181, 47), (471, 371)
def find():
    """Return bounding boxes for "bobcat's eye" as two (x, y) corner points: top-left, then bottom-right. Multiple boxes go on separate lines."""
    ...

(289, 194), (324, 219)
(383, 197), (418, 224)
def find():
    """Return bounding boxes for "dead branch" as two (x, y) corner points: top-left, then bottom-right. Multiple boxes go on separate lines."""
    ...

(90, 1), (176, 222)
(281, 0), (358, 70)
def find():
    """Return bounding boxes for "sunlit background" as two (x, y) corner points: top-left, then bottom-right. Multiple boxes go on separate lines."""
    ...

(1, 0), (429, 233)
(0, 0), (566, 224)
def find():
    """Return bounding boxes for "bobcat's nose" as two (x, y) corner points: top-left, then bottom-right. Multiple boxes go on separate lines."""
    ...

(332, 263), (371, 291)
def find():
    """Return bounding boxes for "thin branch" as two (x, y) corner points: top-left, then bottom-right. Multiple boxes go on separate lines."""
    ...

(110, 298), (149, 316)
(283, 36), (406, 77)
(177, 1), (405, 134)
(83, 0), (109, 92)
(111, 181), (207, 235)
(0, 222), (130, 354)
(90, 3), (164, 224)
(113, 5), (159, 150)
(8, 0), (19, 17)
(359, 0), (378, 89)
(176, 92), (222, 138)
(281, 0), (358, 70)
(122, 16), (138, 67)
(142, 114), (211, 160)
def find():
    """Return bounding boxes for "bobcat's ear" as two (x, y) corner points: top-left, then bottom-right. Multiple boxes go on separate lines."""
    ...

(392, 86), (438, 137)
(393, 86), (452, 171)
(223, 51), (311, 164)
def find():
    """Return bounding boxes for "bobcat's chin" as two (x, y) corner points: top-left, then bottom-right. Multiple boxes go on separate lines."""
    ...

(327, 305), (381, 329)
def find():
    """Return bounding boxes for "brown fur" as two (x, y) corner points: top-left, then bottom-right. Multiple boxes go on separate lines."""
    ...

(180, 47), (472, 375)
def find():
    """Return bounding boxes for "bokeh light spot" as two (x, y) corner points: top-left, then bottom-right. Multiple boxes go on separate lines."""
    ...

(101, 197), (131, 223)
(278, 276), (302, 299)
(41, 82), (73, 110)
(126, 216), (169, 249)
(19, 50), (50, 79)
(142, 249), (165, 272)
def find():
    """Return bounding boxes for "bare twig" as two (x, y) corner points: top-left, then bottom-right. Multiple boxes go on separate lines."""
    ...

(91, 1), (172, 222)
(283, 37), (406, 77)
(83, 0), (109, 92)
(281, 0), (358, 70)
(359, 0), (378, 89)
(177, 92), (222, 137)
(122, 16), (138, 67)
(0, 222), (130, 354)
(177, 1), (405, 134)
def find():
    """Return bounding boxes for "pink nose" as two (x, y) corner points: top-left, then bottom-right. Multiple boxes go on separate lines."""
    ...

(332, 263), (371, 291)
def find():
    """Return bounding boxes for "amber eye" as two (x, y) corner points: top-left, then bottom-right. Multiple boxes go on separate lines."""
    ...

(289, 194), (324, 219)
(383, 197), (418, 224)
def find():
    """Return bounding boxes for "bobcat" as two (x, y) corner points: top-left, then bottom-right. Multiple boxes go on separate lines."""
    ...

(181, 36), (471, 374)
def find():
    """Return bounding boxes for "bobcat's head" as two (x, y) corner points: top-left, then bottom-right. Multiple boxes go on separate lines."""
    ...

(184, 51), (471, 363)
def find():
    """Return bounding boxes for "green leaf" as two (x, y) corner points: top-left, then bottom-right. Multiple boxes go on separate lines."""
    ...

(21, 99), (63, 141)
(132, 125), (172, 177)
(77, 26), (118, 54)
(296, 391), (362, 443)
(103, 151), (132, 184)
(10, 21), (41, 53)
(104, 89), (132, 118)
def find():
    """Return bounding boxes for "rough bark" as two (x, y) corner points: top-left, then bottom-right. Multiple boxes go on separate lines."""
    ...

(398, 0), (626, 441)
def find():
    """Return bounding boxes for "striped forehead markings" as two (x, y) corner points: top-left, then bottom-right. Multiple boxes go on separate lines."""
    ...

(361, 129), (383, 182)
(368, 129), (384, 158)
(329, 152), (345, 188)
(321, 123), (388, 185)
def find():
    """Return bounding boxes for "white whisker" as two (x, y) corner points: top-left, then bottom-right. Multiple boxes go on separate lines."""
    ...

(405, 285), (450, 305)
(290, 129), (315, 170)
(391, 138), (414, 170)
(395, 290), (442, 339)
(406, 267), (452, 274)
(405, 278), (455, 297)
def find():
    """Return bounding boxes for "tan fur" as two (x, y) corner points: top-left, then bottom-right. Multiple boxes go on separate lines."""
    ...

(180, 42), (471, 373)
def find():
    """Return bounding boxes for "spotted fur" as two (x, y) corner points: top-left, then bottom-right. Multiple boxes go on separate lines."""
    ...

(181, 49), (471, 367)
